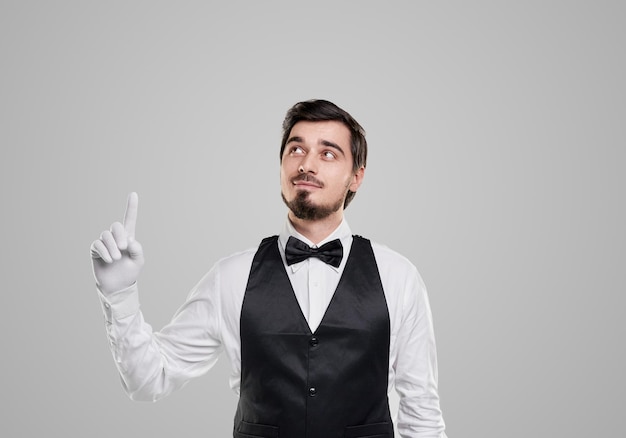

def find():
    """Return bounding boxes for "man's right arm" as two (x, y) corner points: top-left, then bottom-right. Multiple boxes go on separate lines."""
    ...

(91, 193), (223, 401)
(98, 274), (224, 401)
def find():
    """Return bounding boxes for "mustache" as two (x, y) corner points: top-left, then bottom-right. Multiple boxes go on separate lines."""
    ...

(291, 173), (323, 187)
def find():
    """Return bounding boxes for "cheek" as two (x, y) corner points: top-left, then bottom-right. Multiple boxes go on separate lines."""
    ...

(279, 166), (293, 188)
(280, 158), (296, 174)
(336, 169), (356, 190)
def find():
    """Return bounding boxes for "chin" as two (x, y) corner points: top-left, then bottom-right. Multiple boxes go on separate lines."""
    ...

(282, 191), (343, 221)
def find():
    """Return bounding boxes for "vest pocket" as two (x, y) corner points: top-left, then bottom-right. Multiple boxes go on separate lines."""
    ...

(344, 421), (392, 438)
(235, 420), (279, 438)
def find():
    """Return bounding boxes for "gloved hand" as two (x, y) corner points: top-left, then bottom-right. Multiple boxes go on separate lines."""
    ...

(90, 192), (145, 295)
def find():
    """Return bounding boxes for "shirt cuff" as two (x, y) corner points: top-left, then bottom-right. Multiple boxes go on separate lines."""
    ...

(98, 283), (140, 321)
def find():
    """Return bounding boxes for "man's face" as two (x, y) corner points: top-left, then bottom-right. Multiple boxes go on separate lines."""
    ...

(280, 120), (364, 221)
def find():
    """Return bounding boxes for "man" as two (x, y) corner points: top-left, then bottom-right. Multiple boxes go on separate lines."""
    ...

(91, 99), (448, 437)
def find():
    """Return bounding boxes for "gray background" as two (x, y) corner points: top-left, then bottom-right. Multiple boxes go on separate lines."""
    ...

(1, 1), (624, 437)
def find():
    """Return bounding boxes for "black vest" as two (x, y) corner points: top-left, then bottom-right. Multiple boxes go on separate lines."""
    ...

(234, 235), (393, 438)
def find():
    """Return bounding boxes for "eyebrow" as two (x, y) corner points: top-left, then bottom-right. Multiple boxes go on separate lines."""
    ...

(286, 136), (346, 157)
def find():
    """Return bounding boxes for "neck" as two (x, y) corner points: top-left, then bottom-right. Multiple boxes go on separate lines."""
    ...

(288, 210), (344, 245)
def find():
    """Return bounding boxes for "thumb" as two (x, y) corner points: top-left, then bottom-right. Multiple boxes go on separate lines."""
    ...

(126, 239), (145, 262)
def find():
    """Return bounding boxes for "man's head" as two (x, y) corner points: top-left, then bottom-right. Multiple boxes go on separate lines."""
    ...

(280, 100), (367, 221)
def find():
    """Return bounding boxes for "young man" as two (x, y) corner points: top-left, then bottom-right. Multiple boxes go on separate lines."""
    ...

(91, 100), (448, 437)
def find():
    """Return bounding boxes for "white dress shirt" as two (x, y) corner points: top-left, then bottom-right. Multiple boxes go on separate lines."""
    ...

(99, 219), (447, 438)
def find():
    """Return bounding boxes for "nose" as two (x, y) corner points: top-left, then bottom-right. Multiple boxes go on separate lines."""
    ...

(298, 154), (317, 174)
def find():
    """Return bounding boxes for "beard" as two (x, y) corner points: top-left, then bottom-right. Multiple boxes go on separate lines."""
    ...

(282, 189), (345, 221)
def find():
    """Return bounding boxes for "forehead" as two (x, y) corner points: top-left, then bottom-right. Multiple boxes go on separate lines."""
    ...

(288, 120), (351, 145)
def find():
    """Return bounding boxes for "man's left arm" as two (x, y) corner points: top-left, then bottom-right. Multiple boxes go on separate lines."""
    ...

(393, 265), (448, 438)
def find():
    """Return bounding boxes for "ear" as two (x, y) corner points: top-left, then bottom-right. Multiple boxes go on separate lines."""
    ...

(348, 166), (365, 192)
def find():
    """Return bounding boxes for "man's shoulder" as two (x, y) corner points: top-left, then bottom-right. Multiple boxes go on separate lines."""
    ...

(364, 239), (428, 296)
(366, 239), (419, 276)
(214, 246), (259, 272)
(369, 240), (416, 263)
(213, 234), (280, 272)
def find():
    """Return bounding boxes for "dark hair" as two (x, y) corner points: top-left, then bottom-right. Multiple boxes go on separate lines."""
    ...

(280, 99), (367, 208)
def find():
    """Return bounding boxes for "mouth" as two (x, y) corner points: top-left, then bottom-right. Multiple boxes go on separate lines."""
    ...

(292, 174), (323, 188)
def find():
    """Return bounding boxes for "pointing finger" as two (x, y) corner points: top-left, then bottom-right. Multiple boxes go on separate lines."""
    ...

(123, 192), (138, 240)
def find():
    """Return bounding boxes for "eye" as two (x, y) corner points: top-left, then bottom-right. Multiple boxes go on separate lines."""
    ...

(322, 150), (336, 160)
(290, 146), (305, 155)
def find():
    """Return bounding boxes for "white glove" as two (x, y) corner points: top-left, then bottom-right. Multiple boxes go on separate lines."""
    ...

(90, 192), (145, 295)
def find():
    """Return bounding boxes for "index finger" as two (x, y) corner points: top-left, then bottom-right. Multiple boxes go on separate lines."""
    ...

(123, 192), (139, 239)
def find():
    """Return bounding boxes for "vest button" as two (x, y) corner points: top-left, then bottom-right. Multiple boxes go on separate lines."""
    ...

(309, 387), (317, 396)
(309, 337), (319, 347)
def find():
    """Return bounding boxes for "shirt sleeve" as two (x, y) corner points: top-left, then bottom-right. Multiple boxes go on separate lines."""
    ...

(394, 266), (448, 438)
(98, 266), (224, 402)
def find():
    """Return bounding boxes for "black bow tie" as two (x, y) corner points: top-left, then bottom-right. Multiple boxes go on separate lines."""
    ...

(285, 236), (343, 268)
